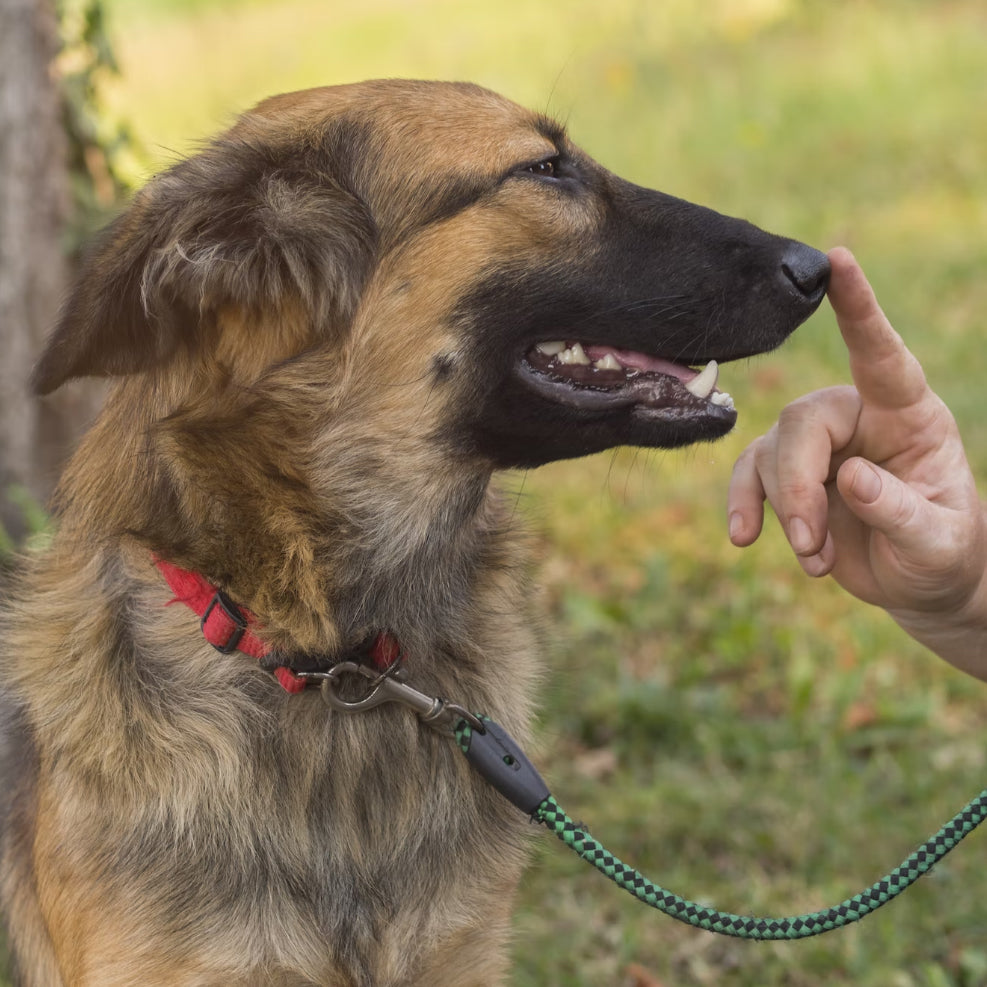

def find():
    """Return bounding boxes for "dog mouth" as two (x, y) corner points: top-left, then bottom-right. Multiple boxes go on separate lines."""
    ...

(518, 340), (737, 421)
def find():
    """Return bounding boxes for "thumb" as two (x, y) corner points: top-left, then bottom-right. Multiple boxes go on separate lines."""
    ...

(836, 457), (937, 557)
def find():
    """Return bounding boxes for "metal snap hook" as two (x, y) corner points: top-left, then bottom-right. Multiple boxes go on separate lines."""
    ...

(313, 661), (484, 733)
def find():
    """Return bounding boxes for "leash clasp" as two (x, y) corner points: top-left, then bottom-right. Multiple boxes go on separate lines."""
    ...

(312, 661), (484, 734)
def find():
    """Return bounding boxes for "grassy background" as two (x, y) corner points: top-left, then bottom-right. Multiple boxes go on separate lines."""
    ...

(46, 1), (987, 984)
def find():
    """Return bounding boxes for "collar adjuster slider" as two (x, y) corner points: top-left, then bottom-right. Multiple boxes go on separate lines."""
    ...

(201, 590), (248, 654)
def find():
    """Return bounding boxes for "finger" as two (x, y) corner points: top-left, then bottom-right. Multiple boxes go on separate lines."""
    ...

(772, 386), (860, 556)
(795, 528), (836, 579)
(835, 457), (941, 557)
(727, 439), (767, 546)
(826, 247), (928, 410)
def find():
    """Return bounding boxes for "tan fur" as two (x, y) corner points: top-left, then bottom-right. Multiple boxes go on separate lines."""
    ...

(1, 79), (828, 985)
(0, 81), (566, 987)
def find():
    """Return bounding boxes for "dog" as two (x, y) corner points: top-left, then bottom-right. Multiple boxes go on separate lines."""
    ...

(0, 80), (828, 985)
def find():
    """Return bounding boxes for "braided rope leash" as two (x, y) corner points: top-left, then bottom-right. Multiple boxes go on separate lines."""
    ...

(313, 663), (987, 942)
(454, 716), (987, 941)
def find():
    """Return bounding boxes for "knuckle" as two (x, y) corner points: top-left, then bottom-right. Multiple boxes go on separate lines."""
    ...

(749, 428), (777, 466)
(778, 386), (857, 427)
(885, 482), (919, 529)
(778, 478), (816, 501)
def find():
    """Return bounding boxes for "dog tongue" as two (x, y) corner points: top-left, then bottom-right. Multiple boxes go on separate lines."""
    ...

(583, 345), (697, 383)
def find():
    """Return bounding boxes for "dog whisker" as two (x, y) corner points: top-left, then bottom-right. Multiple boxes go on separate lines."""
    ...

(6, 78), (828, 984)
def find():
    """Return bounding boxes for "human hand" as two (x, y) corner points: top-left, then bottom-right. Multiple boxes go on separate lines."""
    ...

(728, 247), (987, 677)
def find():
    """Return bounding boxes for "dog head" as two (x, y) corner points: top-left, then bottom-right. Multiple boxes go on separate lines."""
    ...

(36, 80), (827, 473)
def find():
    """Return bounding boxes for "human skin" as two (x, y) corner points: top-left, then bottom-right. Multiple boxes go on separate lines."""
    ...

(727, 247), (987, 681)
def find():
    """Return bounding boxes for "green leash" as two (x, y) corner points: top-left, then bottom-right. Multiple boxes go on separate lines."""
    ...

(455, 716), (987, 941)
(315, 662), (987, 942)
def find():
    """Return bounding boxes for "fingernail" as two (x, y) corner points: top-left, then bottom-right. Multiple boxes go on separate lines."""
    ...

(789, 517), (812, 554)
(728, 512), (743, 542)
(850, 461), (882, 504)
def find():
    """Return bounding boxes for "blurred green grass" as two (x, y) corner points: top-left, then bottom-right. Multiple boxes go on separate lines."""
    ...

(27, 1), (987, 984)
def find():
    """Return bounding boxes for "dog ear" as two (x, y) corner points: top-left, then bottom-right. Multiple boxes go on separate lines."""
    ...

(32, 129), (376, 395)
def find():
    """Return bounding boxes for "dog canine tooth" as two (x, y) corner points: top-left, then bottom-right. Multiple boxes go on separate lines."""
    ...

(558, 343), (591, 366)
(593, 354), (621, 371)
(2, 77), (826, 986)
(684, 360), (719, 399)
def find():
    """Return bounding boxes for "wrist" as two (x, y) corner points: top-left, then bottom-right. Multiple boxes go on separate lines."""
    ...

(889, 536), (987, 681)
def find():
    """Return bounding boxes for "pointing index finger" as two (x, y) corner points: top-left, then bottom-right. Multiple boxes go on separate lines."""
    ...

(826, 247), (927, 410)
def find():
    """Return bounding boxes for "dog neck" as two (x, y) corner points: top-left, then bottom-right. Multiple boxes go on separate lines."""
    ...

(154, 556), (405, 693)
(53, 364), (510, 657)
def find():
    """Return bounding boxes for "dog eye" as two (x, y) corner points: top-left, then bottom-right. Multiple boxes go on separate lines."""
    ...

(524, 157), (560, 179)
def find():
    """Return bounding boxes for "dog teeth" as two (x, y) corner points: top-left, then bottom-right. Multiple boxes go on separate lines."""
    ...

(557, 342), (591, 366)
(537, 342), (617, 370)
(535, 347), (731, 409)
(684, 360), (719, 399)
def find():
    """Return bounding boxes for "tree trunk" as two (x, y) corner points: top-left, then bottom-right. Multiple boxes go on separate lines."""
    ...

(0, 0), (97, 542)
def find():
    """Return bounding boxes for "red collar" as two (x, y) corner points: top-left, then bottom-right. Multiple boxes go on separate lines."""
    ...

(154, 558), (400, 693)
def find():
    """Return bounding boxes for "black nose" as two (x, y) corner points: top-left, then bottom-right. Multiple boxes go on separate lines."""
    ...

(780, 243), (830, 304)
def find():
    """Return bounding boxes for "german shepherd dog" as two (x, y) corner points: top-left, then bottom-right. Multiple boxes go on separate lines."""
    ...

(0, 80), (828, 985)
